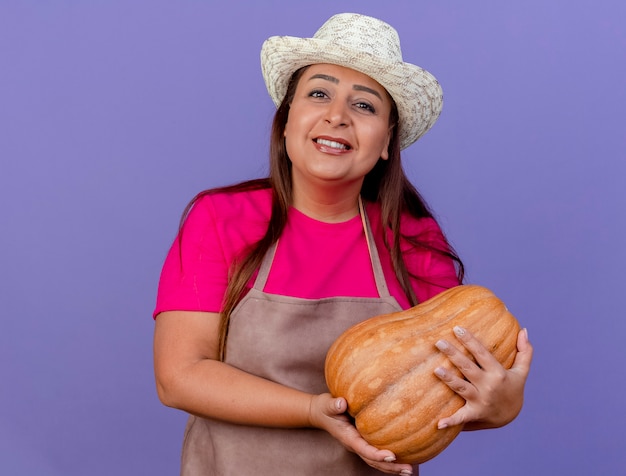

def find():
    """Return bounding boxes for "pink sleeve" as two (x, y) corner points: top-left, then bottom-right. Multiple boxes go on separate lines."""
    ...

(153, 197), (229, 317)
(403, 217), (461, 303)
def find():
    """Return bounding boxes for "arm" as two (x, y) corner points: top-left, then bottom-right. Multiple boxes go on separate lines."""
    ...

(433, 326), (534, 430)
(153, 310), (414, 475)
(154, 310), (313, 427)
(402, 217), (533, 430)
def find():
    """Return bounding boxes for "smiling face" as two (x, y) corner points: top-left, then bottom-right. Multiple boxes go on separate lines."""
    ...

(284, 64), (393, 198)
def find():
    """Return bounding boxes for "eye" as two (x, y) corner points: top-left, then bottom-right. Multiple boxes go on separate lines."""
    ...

(308, 89), (328, 99)
(355, 101), (376, 113)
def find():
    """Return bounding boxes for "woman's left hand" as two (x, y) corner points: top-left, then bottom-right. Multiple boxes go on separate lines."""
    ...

(434, 326), (533, 431)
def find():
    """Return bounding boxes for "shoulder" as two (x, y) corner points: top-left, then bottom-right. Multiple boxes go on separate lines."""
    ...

(402, 214), (446, 243)
(365, 201), (445, 242)
(187, 187), (272, 229)
(177, 186), (272, 257)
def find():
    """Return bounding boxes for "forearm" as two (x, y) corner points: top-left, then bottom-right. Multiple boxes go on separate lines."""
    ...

(157, 357), (314, 428)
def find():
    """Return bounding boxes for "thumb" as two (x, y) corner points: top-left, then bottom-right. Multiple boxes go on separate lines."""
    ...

(438, 405), (471, 430)
(511, 328), (533, 375)
(331, 396), (348, 415)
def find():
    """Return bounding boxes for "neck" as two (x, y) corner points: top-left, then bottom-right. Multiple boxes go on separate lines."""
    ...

(292, 184), (361, 223)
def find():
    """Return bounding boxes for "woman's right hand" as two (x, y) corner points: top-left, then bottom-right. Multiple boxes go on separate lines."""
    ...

(308, 393), (415, 476)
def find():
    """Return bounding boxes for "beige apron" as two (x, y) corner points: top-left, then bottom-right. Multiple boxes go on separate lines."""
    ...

(180, 203), (418, 475)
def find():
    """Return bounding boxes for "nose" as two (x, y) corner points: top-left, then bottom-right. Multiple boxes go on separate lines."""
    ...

(324, 100), (350, 127)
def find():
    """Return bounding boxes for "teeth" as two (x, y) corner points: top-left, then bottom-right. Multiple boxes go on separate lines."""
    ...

(316, 138), (349, 150)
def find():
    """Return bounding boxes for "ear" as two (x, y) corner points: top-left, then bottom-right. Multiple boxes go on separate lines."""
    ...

(284, 119), (289, 138)
(380, 126), (393, 161)
(283, 100), (294, 139)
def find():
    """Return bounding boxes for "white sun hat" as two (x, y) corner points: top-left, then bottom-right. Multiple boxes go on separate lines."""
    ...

(260, 13), (443, 150)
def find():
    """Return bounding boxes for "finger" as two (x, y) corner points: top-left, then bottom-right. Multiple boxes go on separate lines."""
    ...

(510, 328), (533, 376)
(435, 337), (482, 383)
(331, 402), (414, 474)
(359, 453), (414, 475)
(334, 413), (413, 474)
(361, 459), (415, 476)
(350, 435), (397, 463)
(434, 365), (477, 401)
(451, 325), (500, 371)
(363, 463), (415, 476)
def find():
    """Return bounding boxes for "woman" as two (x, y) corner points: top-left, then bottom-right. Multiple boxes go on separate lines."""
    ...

(153, 13), (533, 476)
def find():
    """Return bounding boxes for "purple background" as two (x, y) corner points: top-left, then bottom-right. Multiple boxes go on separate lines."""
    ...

(1, 1), (624, 474)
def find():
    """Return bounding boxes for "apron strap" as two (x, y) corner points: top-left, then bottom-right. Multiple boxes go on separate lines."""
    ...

(254, 239), (278, 291)
(253, 197), (391, 299)
(358, 196), (392, 298)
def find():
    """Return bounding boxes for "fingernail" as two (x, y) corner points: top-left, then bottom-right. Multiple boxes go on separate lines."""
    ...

(434, 367), (446, 378)
(335, 399), (342, 411)
(453, 326), (466, 337)
(523, 327), (529, 339)
(400, 469), (413, 476)
(438, 421), (448, 429)
(384, 456), (396, 462)
(435, 340), (448, 351)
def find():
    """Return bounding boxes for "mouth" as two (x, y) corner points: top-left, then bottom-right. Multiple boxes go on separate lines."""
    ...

(314, 137), (352, 151)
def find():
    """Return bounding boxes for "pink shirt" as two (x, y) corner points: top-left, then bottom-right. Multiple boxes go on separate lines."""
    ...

(154, 188), (459, 316)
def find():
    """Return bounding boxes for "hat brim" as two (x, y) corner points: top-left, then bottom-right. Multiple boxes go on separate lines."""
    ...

(261, 35), (443, 150)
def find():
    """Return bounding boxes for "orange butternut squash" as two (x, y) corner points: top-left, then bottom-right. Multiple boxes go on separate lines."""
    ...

(324, 285), (520, 464)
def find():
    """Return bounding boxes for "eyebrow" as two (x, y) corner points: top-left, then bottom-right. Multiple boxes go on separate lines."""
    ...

(308, 73), (383, 100)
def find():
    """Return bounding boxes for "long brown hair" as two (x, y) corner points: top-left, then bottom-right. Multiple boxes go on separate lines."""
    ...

(180, 66), (464, 360)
